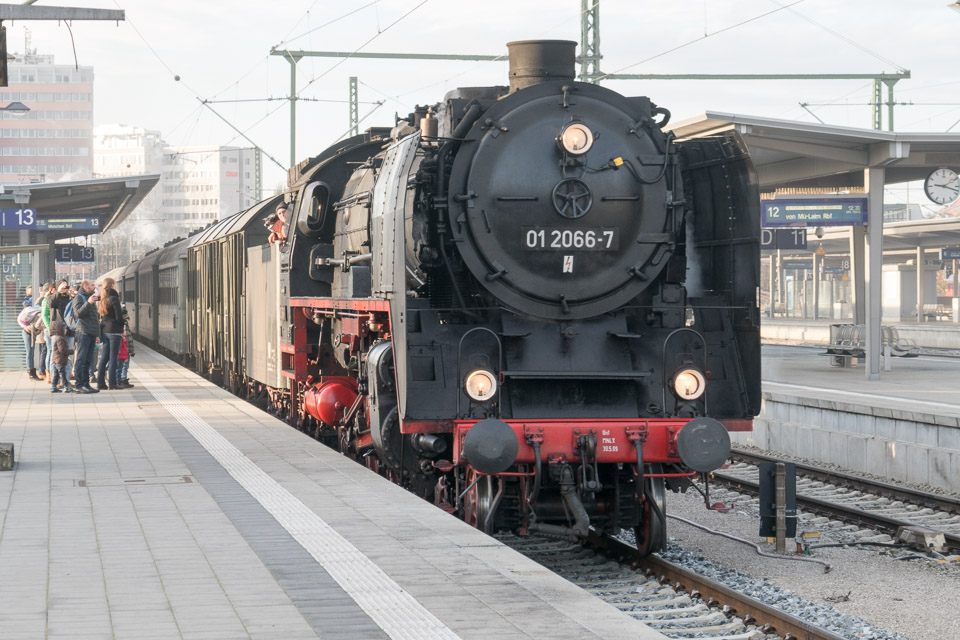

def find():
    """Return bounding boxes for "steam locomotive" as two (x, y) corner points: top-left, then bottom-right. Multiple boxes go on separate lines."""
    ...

(108, 40), (761, 554)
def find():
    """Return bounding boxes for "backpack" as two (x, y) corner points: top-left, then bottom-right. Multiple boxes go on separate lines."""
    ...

(30, 314), (45, 340)
(64, 294), (82, 332)
(17, 305), (41, 330)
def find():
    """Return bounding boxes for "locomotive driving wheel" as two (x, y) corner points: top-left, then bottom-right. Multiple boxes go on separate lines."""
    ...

(635, 464), (667, 555)
(462, 467), (495, 533)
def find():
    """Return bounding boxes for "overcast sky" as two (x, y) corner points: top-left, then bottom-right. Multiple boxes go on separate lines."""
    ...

(16, 0), (960, 196)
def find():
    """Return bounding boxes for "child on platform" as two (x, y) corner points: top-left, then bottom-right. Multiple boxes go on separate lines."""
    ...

(116, 305), (135, 389)
(49, 320), (74, 394)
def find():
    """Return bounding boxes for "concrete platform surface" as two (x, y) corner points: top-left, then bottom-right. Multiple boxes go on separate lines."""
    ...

(743, 345), (960, 492)
(0, 347), (666, 640)
(761, 318), (960, 351)
(762, 344), (960, 416)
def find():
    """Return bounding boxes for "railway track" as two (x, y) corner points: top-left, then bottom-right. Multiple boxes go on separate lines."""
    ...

(502, 533), (848, 640)
(714, 449), (960, 553)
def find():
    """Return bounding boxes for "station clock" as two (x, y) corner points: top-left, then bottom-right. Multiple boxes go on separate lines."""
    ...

(924, 168), (960, 205)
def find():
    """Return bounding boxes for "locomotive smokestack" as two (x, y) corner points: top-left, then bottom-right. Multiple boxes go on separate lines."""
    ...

(507, 40), (577, 94)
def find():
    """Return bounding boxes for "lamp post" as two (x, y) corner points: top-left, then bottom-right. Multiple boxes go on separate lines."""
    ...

(0, 101), (29, 116)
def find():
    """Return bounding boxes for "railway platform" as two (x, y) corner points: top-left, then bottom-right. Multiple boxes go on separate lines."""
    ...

(0, 347), (667, 640)
(735, 345), (960, 493)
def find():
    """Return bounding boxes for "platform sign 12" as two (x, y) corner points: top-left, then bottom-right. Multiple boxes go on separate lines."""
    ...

(0, 207), (37, 229)
(762, 198), (867, 227)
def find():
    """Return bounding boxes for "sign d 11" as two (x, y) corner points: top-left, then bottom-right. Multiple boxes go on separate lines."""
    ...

(761, 228), (808, 251)
(942, 247), (960, 260)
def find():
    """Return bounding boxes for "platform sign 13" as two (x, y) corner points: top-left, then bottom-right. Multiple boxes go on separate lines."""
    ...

(0, 208), (37, 229)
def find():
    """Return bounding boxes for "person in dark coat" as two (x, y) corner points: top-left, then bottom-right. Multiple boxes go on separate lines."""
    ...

(49, 319), (74, 394)
(72, 278), (102, 393)
(48, 280), (75, 376)
(96, 277), (124, 390)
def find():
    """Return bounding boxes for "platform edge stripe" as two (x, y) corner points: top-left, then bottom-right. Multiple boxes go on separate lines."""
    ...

(132, 368), (463, 640)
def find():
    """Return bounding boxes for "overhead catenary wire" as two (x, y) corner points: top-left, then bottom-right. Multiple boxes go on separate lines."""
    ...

(208, 0), (365, 101)
(110, 0), (407, 171)
(333, 101), (385, 143)
(388, 0), (601, 102)
(273, 0), (382, 50)
(595, 0), (807, 81)
(240, 0), (430, 155)
(767, 0), (906, 72)
(197, 98), (286, 171)
(202, 96), (382, 105)
(292, 0), (431, 98)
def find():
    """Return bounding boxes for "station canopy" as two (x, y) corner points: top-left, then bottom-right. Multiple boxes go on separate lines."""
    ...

(668, 111), (960, 251)
(0, 173), (160, 237)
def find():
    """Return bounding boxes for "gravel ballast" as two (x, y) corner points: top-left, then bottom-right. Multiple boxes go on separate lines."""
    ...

(654, 486), (960, 640)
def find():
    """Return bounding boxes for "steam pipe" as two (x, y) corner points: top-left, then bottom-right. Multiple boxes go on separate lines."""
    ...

(435, 99), (483, 315)
(412, 434), (447, 455)
(559, 464), (590, 538)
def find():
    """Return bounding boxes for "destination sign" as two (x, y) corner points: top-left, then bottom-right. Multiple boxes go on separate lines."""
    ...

(35, 216), (102, 231)
(761, 228), (807, 251)
(0, 207), (38, 229)
(941, 248), (960, 260)
(762, 198), (868, 227)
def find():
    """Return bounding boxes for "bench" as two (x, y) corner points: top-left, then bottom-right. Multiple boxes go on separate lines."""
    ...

(881, 326), (918, 358)
(822, 323), (918, 368)
(822, 324), (864, 365)
(920, 298), (954, 321)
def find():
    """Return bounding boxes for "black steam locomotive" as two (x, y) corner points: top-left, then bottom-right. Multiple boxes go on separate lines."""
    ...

(110, 39), (760, 554)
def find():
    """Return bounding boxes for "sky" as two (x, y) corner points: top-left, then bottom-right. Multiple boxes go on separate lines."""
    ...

(15, 0), (960, 198)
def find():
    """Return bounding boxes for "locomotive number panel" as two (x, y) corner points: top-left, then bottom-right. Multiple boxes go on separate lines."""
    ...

(522, 227), (619, 251)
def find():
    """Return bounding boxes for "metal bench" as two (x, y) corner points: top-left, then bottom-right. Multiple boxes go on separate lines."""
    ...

(921, 303), (951, 321)
(822, 324), (917, 368)
(881, 326), (918, 358)
(822, 324), (864, 367)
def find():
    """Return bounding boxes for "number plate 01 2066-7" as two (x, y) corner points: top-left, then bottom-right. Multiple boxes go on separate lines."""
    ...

(522, 227), (619, 251)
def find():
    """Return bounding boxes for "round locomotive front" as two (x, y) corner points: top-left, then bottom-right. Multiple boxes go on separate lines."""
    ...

(447, 81), (675, 320)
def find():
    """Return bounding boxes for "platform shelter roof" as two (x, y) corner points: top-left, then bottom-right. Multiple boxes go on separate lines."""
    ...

(0, 174), (160, 235)
(669, 111), (960, 190)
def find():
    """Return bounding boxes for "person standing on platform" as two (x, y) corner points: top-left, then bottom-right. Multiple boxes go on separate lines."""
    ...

(20, 285), (38, 380)
(48, 320), (74, 394)
(96, 277), (124, 391)
(48, 280), (74, 382)
(41, 280), (66, 382)
(72, 278), (101, 394)
(35, 281), (53, 381)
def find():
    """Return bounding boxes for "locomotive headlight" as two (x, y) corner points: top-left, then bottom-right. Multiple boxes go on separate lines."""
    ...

(673, 369), (706, 401)
(559, 123), (594, 155)
(465, 369), (497, 402)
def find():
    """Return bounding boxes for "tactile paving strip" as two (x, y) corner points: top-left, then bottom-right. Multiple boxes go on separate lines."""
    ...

(134, 368), (462, 640)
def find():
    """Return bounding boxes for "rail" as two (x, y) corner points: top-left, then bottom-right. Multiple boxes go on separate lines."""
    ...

(714, 451), (960, 553)
(586, 532), (849, 640)
(729, 449), (960, 515)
